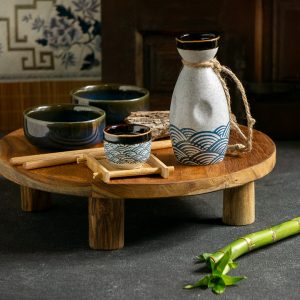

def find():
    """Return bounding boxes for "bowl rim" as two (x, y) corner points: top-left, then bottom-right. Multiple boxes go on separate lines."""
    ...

(23, 103), (106, 125)
(103, 123), (152, 144)
(176, 32), (220, 50)
(70, 84), (150, 103)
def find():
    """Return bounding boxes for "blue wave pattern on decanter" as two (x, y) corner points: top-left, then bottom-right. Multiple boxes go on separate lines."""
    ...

(170, 122), (230, 165)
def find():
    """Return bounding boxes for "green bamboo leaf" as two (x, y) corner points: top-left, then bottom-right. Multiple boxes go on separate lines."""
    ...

(209, 258), (215, 271)
(207, 276), (215, 288)
(208, 275), (226, 294)
(228, 261), (238, 269)
(214, 249), (232, 275)
(196, 252), (212, 263)
(212, 282), (226, 294)
(183, 275), (210, 289)
(222, 259), (238, 274)
(194, 255), (204, 263)
(222, 274), (247, 286)
(207, 275), (220, 287)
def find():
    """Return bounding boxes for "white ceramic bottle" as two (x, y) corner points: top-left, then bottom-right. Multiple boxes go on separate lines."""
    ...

(169, 33), (230, 165)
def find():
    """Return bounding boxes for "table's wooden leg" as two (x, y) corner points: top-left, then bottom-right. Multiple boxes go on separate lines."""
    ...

(223, 181), (255, 225)
(20, 186), (52, 212)
(88, 197), (124, 250)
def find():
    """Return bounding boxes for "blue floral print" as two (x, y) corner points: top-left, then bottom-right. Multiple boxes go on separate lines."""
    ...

(23, 0), (101, 70)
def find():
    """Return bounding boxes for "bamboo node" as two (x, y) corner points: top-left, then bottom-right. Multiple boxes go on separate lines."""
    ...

(240, 237), (255, 251)
(271, 229), (277, 242)
(294, 218), (300, 229)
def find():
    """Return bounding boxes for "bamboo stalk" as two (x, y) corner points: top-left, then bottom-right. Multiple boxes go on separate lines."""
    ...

(10, 139), (172, 169)
(203, 217), (300, 263)
(185, 217), (300, 294)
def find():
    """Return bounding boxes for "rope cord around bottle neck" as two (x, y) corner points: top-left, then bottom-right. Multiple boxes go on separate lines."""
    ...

(182, 58), (256, 153)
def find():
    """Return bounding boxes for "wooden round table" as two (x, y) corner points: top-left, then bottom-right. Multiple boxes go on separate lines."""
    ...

(0, 128), (276, 250)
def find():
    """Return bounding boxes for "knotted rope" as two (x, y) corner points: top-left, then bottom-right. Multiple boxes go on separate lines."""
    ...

(182, 58), (256, 154)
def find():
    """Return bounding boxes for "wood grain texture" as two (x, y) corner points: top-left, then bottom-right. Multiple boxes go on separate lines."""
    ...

(0, 80), (100, 132)
(20, 186), (51, 212)
(223, 181), (255, 225)
(88, 197), (124, 250)
(0, 127), (276, 199)
(102, 0), (300, 138)
(102, 0), (257, 108)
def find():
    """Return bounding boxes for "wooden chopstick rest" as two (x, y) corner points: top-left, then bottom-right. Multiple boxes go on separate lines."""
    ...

(80, 154), (174, 183)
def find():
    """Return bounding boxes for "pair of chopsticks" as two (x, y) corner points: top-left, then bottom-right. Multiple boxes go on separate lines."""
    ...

(10, 140), (172, 170)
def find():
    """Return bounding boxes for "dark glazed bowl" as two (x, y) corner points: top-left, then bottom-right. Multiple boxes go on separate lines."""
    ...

(23, 104), (106, 150)
(71, 84), (149, 125)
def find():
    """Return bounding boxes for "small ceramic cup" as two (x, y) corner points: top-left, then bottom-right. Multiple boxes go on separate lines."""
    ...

(103, 124), (152, 169)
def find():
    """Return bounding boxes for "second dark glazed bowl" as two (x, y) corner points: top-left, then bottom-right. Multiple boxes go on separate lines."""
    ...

(23, 104), (106, 150)
(71, 84), (150, 125)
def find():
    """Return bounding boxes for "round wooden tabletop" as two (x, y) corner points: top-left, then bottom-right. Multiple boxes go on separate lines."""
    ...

(0, 128), (276, 199)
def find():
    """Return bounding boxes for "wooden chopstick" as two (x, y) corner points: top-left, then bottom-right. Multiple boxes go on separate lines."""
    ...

(10, 139), (172, 169)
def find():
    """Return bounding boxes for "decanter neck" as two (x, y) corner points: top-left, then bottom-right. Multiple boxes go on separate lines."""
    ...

(177, 48), (218, 64)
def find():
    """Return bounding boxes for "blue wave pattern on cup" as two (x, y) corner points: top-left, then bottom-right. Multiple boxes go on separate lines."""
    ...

(104, 123), (152, 169)
(169, 122), (230, 165)
(104, 141), (151, 169)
